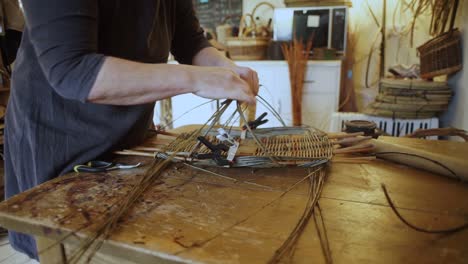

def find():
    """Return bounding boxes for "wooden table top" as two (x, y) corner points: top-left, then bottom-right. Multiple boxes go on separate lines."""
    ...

(0, 135), (467, 263)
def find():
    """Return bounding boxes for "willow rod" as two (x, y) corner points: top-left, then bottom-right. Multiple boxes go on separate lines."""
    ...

(66, 100), (239, 262)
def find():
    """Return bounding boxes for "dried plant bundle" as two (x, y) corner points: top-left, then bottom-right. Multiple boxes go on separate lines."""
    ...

(282, 38), (313, 126)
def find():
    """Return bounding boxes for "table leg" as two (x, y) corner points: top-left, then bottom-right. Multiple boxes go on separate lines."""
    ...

(36, 236), (66, 264)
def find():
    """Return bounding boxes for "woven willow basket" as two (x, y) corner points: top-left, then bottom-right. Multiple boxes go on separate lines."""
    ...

(226, 37), (270, 60)
(418, 29), (462, 79)
(163, 127), (334, 168)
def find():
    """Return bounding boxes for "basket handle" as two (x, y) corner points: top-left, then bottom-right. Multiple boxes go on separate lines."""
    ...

(251, 2), (275, 20)
(238, 14), (256, 38)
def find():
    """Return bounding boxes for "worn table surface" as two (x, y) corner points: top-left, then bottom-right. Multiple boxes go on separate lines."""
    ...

(0, 133), (468, 263)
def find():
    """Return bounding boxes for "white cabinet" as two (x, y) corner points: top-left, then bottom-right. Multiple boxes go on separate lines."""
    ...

(235, 61), (291, 127)
(154, 60), (342, 131)
(301, 61), (342, 131)
(164, 94), (216, 128)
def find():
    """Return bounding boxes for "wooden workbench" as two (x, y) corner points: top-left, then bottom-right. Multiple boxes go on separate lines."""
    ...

(0, 135), (467, 263)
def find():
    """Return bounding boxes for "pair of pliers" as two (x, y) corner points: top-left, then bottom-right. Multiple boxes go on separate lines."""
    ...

(73, 161), (142, 173)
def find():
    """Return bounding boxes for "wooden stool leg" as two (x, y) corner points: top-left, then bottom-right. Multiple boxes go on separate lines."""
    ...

(36, 236), (66, 264)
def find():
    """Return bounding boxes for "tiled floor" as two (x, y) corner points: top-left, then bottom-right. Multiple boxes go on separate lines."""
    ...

(0, 235), (38, 264)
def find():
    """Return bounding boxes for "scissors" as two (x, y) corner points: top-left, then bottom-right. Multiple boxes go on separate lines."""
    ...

(73, 160), (142, 173)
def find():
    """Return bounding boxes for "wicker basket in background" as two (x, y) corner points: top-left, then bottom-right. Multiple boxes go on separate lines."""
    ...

(285, 0), (352, 7)
(418, 30), (462, 79)
(225, 3), (274, 61)
(226, 37), (270, 60)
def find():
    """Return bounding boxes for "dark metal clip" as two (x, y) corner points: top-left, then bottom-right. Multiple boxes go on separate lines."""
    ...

(195, 136), (230, 166)
(243, 112), (269, 130)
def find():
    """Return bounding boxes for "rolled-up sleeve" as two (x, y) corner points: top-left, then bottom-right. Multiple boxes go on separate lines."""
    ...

(21, 0), (105, 102)
(171, 0), (211, 65)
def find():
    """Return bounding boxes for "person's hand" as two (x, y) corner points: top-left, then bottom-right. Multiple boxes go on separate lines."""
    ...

(191, 66), (257, 104)
(228, 65), (260, 97)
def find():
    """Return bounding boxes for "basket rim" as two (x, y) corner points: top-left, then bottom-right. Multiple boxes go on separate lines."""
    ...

(417, 29), (460, 52)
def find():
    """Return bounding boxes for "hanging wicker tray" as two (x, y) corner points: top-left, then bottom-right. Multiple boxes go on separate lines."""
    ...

(417, 29), (462, 79)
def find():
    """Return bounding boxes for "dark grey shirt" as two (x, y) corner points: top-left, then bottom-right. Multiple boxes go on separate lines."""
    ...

(4, 0), (210, 259)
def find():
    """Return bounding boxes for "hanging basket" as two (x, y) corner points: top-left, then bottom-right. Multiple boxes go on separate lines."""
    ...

(417, 29), (462, 79)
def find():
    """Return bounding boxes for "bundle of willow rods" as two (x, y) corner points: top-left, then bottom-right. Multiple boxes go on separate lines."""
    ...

(267, 166), (331, 264)
(365, 78), (452, 119)
(60, 101), (235, 263)
(63, 99), (374, 263)
(403, 0), (432, 46)
(403, 0), (460, 44)
(282, 38), (313, 126)
(430, 0), (460, 36)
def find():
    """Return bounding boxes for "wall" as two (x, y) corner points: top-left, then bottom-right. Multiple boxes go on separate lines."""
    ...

(442, 0), (468, 131)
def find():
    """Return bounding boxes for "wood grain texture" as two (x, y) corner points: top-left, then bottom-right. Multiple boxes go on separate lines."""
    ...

(374, 136), (468, 181)
(0, 136), (467, 263)
(37, 236), (66, 264)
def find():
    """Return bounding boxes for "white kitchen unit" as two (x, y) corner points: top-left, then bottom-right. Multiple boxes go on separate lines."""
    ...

(301, 60), (343, 131)
(154, 60), (342, 131)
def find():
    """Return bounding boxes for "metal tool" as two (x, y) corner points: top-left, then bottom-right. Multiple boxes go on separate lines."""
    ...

(195, 136), (230, 166)
(243, 112), (269, 130)
(74, 160), (142, 173)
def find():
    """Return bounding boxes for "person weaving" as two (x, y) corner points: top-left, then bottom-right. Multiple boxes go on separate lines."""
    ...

(5, 0), (259, 259)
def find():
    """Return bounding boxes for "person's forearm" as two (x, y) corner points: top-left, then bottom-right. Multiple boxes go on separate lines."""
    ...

(88, 55), (256, 105)
(192, 47), (260, 98)
(88, 57), (196, 105)
(192, 47), (235, 67)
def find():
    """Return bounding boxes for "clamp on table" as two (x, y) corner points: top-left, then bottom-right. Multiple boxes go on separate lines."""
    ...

(216, 128), (240, 162)
(216, 128), (236, 146)
(241, 112), (269, 139)
(195, 136), (231, 166)
(243, 112), (269, 130)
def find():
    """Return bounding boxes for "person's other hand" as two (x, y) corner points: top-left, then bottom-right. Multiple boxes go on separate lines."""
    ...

(192, 66), (257, 104)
